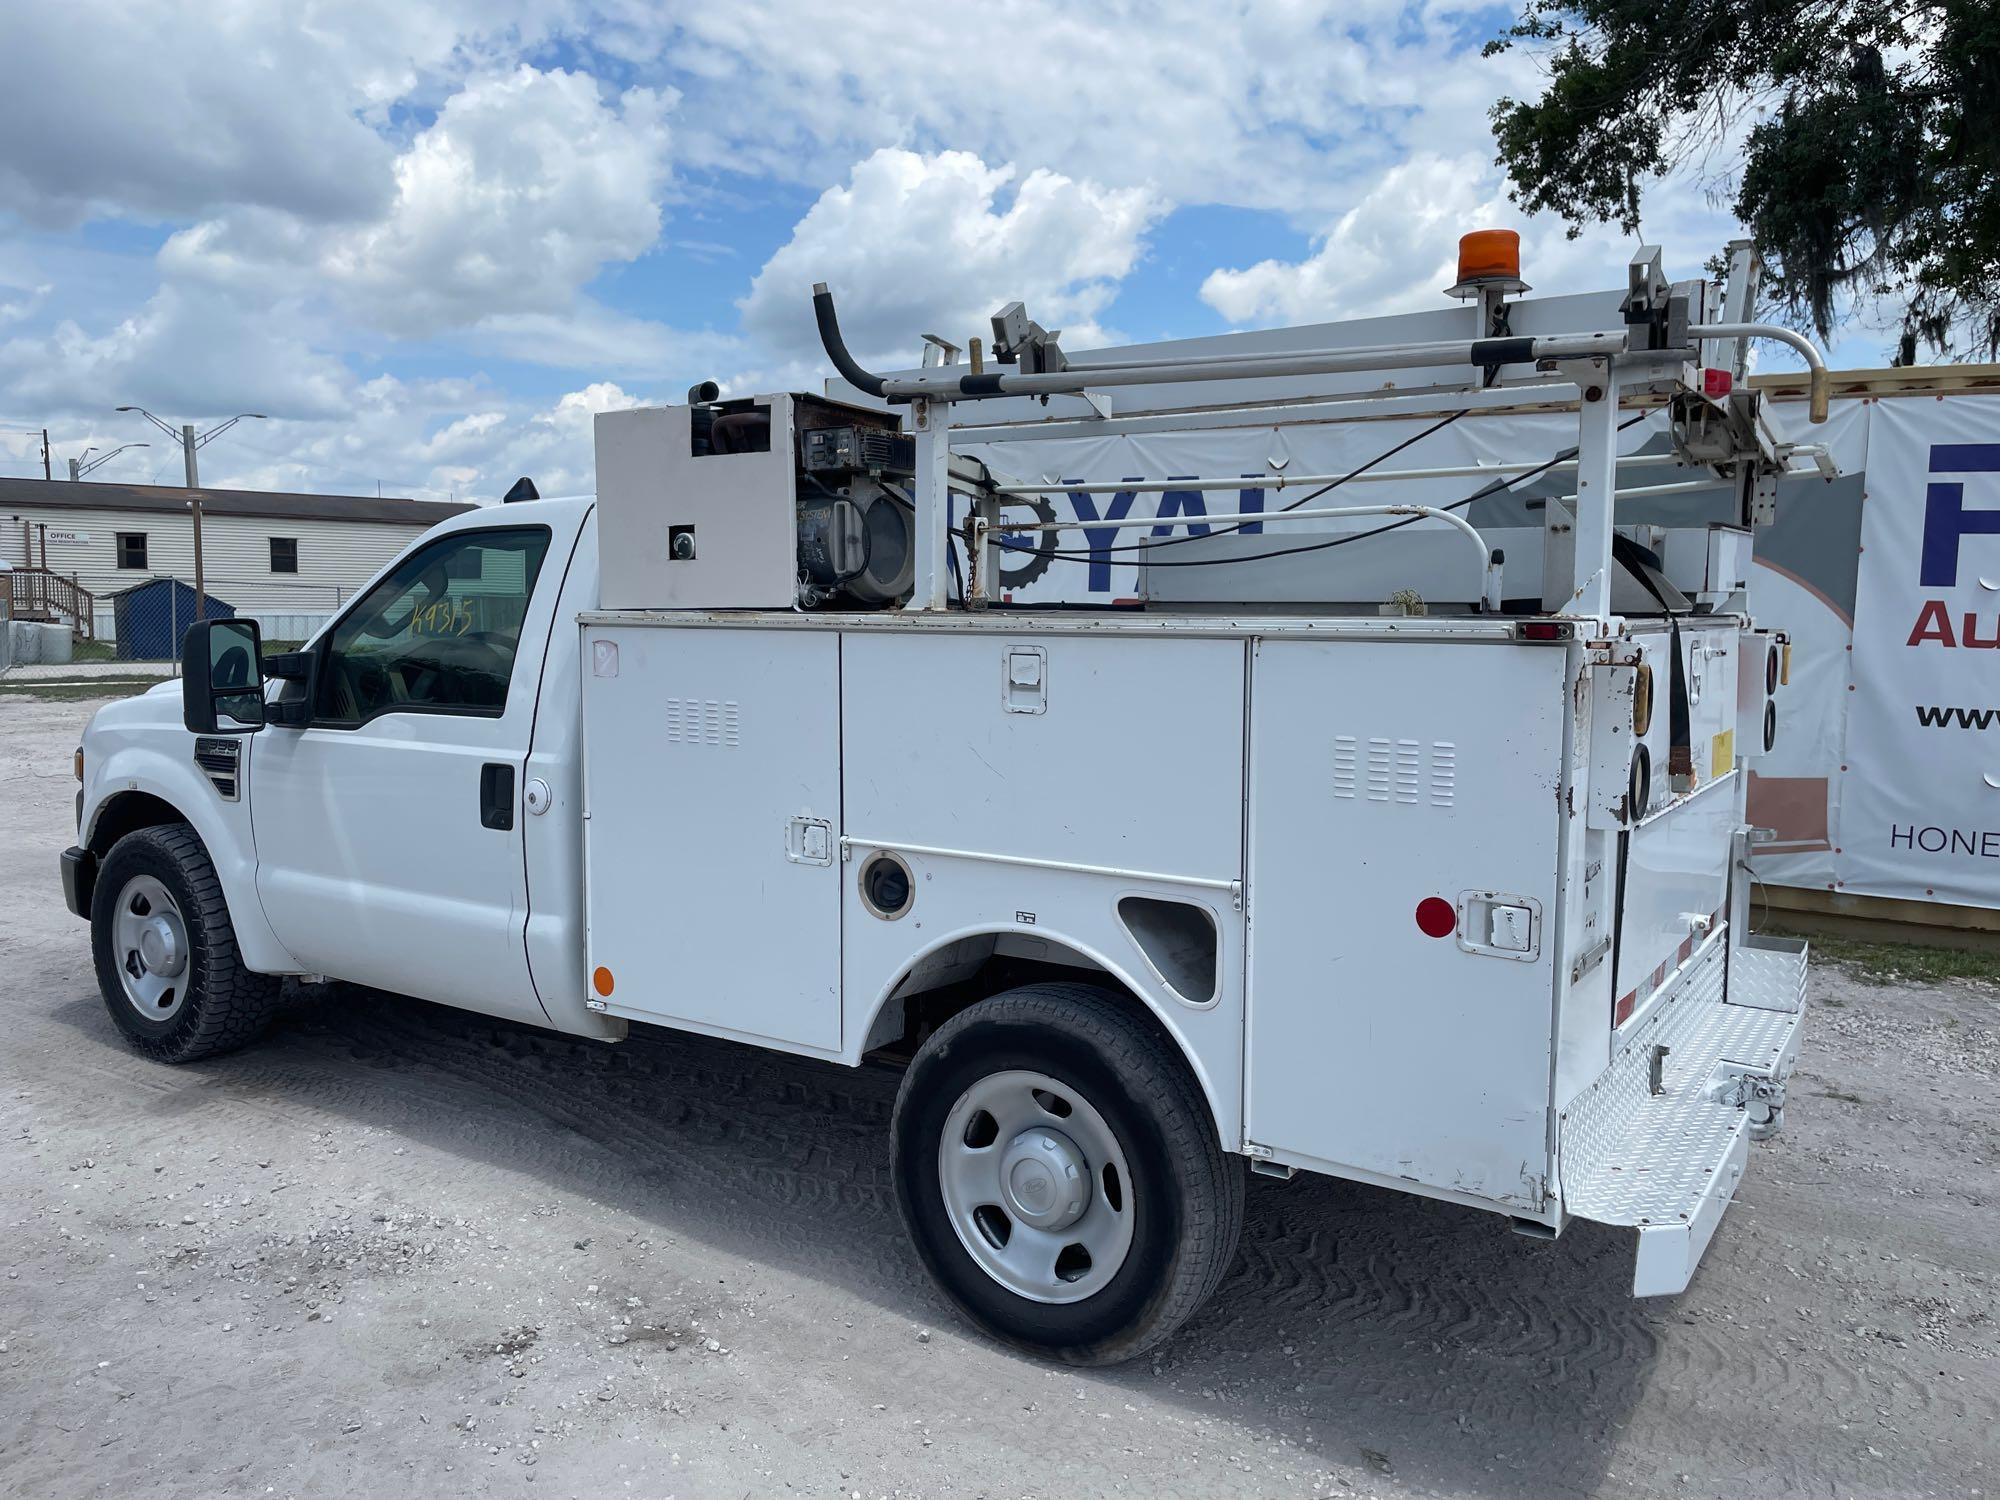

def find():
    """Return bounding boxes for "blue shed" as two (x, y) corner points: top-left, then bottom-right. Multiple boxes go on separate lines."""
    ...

(109, 578), (236, 661)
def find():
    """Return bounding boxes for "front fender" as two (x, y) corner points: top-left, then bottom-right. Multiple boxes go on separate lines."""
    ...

(82, 732), (299, 976)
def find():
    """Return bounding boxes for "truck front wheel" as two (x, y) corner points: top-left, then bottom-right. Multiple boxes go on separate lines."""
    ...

(90, 824), (279, 1064)
(890, 982), (1242, 1364)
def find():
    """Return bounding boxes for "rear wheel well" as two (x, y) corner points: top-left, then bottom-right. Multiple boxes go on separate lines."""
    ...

(88, 792), (189, 858)
(863, 943), (1189, 1083)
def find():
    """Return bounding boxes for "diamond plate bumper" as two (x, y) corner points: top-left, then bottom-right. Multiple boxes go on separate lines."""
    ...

(1557, 928), (1806, 1296)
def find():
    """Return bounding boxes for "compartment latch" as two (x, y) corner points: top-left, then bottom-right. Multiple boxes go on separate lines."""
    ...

(1003, 645), (1048, 714)
(786, 816), (834, 866)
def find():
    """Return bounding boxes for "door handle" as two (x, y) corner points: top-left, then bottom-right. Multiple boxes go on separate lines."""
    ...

(480, 763), (516, 831)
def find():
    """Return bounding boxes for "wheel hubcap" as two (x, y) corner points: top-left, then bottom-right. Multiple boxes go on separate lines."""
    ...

(137, 916), (184, 976)
(112, 874), (190, 1021)
(999, 1128), (1089, 1231)
(938, 1069), (1134, 1304)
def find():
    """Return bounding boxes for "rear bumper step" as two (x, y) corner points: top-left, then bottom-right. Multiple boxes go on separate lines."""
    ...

(1557, 929), (1806, 1296)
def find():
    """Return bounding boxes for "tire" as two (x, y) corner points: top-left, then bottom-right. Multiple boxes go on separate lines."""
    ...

(90, 824), (280, 1064)
(891, 982), (1242, 1365)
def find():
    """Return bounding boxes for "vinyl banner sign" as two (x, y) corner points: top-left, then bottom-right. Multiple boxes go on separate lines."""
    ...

(957, 408), (1622, 606)
(1841, 399), (2000, 907)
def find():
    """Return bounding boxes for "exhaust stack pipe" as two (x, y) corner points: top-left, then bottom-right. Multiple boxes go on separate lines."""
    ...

(812, 284), (887, 399)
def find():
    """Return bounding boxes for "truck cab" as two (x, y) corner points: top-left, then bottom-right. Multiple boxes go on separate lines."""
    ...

(65, 496), (616, 1047)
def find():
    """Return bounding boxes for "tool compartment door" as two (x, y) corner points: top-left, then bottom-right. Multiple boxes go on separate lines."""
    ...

(1245, 639), (1566, 1210)
(580, 624), (842, 1052)
(1610, 621), (1742, 1026)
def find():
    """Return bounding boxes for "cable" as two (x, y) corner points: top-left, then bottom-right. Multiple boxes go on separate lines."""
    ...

(1031, 412), (1650, 571)
(1012, 406), (1469, 563)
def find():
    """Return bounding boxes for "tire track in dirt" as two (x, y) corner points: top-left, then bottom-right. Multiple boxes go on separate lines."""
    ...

(34, 952), (1993, 1498)
(257, 994), (915, 1283)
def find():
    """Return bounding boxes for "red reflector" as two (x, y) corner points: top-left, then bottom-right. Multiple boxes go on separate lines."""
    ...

(1702, 366), (1733, 398)
(1415, 897), (1457, 939)
(1518, 621), (1569, 641)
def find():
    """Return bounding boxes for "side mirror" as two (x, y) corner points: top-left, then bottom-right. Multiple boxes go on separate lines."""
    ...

(260, 648), (317, 728)
(182, 619), (267, 735)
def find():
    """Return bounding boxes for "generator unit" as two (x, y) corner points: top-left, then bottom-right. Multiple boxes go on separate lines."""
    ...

(595, 390), (930, 611)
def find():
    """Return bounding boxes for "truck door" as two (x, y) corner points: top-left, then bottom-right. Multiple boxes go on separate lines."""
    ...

(249, 521), (562, 1025)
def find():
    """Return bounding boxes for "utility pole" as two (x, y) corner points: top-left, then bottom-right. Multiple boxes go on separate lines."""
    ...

(115, 408), (265, 624)
(41, 429), (51, 480)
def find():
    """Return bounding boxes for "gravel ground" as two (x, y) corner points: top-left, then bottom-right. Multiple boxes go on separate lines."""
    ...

(2, 692), (1994, 1499)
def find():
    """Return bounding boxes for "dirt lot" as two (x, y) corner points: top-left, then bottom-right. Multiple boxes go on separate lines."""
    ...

(2, 690), (1995, 1499)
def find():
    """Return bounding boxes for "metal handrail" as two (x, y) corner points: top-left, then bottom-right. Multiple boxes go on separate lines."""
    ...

(1696, 323), (1830, 422)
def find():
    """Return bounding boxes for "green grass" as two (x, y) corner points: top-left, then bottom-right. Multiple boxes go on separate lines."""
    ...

(1808, 936), (2000, 987)
(0, 679), (161, 702)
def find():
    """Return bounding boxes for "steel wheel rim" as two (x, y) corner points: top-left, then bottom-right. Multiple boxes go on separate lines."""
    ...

(938, 1068), (1135, 1304)
(111, 874), (190, 1022)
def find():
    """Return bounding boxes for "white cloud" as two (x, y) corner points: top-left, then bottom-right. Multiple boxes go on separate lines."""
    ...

(600, 2), (1441, 224)
(0, 283), (351, 421)
(1201, 151), (1746, 329)
(742, 149), (1161, 366)
(0, 0), (575, 229)
(160, 375), (652, 507)
(163, 67), (676, 337)
(469, 306), (742, 383)
(1201, 155), (1500, 326)
(0, 282), (50, 326)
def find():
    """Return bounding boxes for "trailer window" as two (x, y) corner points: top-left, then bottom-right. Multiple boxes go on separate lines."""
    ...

(315, 526), (551, 725)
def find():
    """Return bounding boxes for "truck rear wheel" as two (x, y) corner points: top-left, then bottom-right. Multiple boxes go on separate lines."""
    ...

(90, 824), (279, 1064)
(890, 982), (1242, 1364)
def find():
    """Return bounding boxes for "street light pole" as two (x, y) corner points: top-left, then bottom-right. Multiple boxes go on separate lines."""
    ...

(182, 425), (206, 619)
(114, 407), (265, 626)
(68, 443), (151, 483)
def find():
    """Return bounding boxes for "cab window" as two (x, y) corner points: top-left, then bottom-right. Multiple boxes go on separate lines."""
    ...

(316, 527), (551, 724)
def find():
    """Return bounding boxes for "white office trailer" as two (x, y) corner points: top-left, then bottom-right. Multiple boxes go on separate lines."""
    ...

(69, 233), (1820, 1363)
(2, 478), (470, 645)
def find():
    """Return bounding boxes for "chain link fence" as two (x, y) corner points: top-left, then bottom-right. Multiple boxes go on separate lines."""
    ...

(85, 576), (342, 664)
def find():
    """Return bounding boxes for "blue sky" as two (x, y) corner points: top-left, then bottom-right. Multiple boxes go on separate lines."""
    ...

(0, 2), (1869, 502)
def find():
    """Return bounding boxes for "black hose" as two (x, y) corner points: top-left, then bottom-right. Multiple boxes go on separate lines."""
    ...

(812, 284), (888, 399)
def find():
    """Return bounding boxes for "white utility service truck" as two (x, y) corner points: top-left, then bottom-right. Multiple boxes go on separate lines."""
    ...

(62, 233), (1818, 1364)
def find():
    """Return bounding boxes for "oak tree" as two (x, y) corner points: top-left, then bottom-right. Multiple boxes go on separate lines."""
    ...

(1487, 1), (1999, 361)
